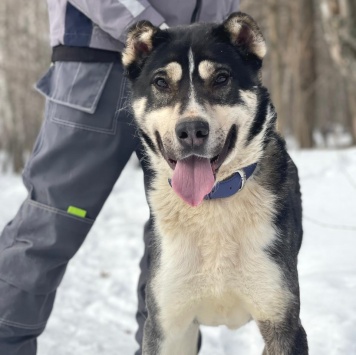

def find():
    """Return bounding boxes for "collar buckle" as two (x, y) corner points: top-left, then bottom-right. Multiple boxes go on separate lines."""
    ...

(236, 169), (246, 192)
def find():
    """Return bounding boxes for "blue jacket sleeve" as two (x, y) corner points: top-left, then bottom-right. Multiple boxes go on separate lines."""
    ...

(67, 0), (165, 43)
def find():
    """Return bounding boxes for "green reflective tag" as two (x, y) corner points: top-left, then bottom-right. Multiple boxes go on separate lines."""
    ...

(67, 206), (87, 218)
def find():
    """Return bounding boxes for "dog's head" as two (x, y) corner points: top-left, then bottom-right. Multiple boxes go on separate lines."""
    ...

(122, 12), (276, 206)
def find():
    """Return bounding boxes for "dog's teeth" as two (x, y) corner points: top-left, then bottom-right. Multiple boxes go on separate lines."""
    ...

(211, 155), (219, 163)
(168, 159), (177, 169)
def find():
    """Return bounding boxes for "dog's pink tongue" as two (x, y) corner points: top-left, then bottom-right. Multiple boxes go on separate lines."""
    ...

(172, 156), (215, 207)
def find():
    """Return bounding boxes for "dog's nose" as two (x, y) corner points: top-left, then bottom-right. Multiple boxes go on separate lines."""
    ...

(175, 120), (210, 147)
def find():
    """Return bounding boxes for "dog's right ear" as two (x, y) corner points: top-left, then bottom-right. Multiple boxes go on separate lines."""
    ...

(221, 12), (267, 60)
(122, 21), (163, 80)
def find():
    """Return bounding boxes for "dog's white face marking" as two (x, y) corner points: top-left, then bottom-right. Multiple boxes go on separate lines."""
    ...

(132, 97), (147, 120)
(198, 60), (216, 80)
(198, 89), (264, 180)
(188, 47), (195, 82)
(240, 89), (258, 109)
(214, 89), (275, 179)
(164, 62), (183, 83)
(183, 48), (204, 118)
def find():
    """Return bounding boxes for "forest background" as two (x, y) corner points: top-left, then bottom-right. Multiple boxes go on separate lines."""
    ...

(0, 0), (355, 172)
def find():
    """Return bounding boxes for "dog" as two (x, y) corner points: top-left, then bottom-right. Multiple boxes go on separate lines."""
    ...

(122, 12), (308, 355)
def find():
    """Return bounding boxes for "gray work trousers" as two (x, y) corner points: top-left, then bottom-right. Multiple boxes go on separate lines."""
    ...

(0, 61), (149, 354)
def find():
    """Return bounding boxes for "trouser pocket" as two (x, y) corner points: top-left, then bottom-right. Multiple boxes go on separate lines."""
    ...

(35, 62), (127, 134)
(0, 198), (93, 295)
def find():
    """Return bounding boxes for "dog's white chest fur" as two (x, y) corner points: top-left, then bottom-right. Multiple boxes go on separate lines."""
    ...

(150, 177), (290, 333)
(194, 292), (251, 329)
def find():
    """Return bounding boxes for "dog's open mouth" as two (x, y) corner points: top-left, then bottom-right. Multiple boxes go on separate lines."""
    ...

(165, 125), (237, 173)
(158, 125), (237, 207)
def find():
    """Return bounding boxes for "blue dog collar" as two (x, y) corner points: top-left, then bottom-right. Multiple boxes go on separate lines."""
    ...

(204, 163), (257, 200)
(168, 163), (257, 201)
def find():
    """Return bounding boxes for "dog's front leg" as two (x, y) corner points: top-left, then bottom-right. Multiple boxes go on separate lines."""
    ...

(258, 318), (308, 355)
(142, 315), (162, 355)
(142, 316), (199, 355)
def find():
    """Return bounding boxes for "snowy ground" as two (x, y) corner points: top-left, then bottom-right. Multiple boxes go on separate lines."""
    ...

(0, 148), (355, 355)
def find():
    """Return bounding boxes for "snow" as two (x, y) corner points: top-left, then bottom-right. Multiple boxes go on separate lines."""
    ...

(0, 148), (355, 355)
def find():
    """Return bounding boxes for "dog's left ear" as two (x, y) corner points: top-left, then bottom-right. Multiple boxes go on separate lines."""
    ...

(221, 12), (266, 60)
(122, 21), (162, 79)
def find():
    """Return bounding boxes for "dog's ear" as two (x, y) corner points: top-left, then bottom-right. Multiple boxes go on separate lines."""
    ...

(122, 21), (162, 79)
(221, 12), (266, 60)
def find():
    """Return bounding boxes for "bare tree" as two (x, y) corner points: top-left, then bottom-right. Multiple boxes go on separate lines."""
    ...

(320, 0), (356, 142)
(266, 0), (284, 132)
(0, 0), (49, 172)
(320, 0), (356, 79)
(294, 0), (317, 148)
(241, 0), (356, 148)
(1, 1), (355, 174)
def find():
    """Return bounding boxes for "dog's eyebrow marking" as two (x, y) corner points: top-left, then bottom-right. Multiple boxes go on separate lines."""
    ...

(198, 60), (216, 80)
(164, 62), (183, 83)
(153, 62), (182, 83)
(199, 61), (232, 81)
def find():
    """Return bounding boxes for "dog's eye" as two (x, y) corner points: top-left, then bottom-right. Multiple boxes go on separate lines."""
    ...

(154, 77), (169, 90)
(213, 73), (229, 86)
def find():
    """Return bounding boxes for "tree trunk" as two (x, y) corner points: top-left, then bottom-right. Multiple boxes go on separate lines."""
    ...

(295, 0), (317, 148)
(267, 0), (284, 134)
(346, 80), (356, 145)
(0, 0), (49, 172)
(320, 0), (356, 144)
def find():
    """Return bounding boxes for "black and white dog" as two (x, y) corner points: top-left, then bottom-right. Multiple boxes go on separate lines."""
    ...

(122, 12), (308, 355)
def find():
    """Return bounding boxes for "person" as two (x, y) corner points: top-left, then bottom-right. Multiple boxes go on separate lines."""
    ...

(0, 1), (240, 354)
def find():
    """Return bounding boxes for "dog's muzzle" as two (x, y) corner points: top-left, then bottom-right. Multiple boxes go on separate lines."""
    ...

(175, 120), (209, 154)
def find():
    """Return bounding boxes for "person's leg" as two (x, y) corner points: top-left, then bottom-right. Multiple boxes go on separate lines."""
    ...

(0, 61), (140, 354)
